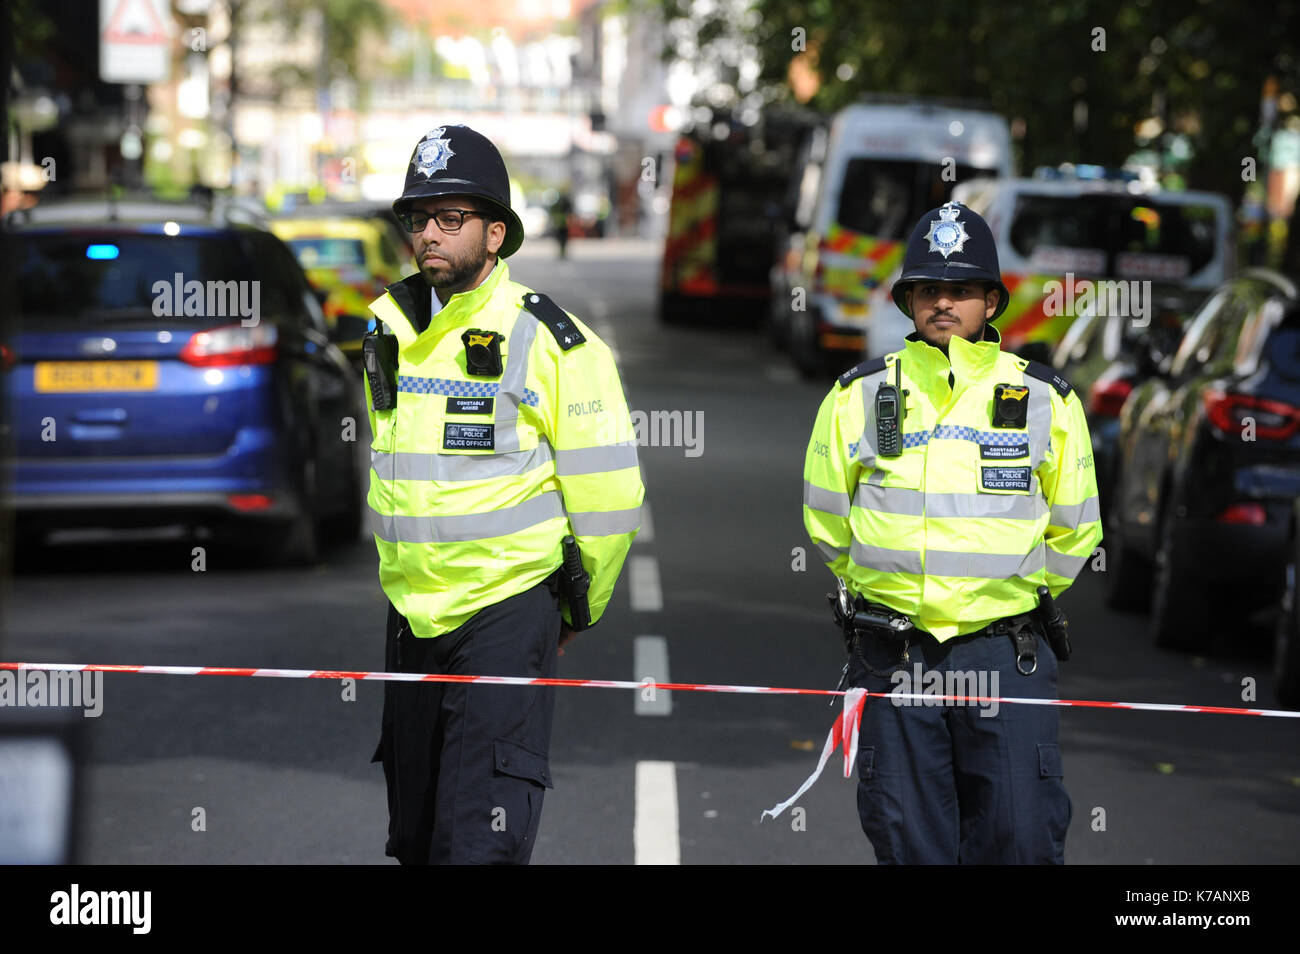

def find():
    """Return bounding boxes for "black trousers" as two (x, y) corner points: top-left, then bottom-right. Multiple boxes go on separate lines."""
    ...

(849, 624), (1071, 864)
(372, 583), (561, 864)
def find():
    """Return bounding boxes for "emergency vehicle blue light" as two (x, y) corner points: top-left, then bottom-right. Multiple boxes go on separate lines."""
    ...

(86, 244), (120, 260)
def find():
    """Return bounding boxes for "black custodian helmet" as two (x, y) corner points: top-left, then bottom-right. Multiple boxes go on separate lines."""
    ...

(393, 125), (525, 258)
(890, 202), (1011, 320)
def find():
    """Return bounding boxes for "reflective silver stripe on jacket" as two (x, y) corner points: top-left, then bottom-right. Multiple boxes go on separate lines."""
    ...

(568, 506), (642, 537)
(816, 542), (849, 563)
(851, 484), (1047, 520)
(494, 308), (541, 455)
(1046, 547), (1089, 578)
(1027, 382), (1054, 469)
(368, 490), (565, 543)
(925, 548), (1045, 579)
(804, 480), (851, 518)
(1049, 496), (1101, 529)
(850, 542), (924, 575)
(555, 441), (640, 477)
(371, 440), (555, 483)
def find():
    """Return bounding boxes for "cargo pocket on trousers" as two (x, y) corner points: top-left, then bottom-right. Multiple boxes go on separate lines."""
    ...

(1038, 742), (1071, 862)
(474, 738), (553, 864)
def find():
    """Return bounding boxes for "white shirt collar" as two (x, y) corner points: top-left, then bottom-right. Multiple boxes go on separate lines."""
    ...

(431, 259), (499, 321)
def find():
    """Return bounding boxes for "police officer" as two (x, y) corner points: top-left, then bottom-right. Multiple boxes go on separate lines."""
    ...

(366, 126), (644, 864)
(802, 202), (1103, 864)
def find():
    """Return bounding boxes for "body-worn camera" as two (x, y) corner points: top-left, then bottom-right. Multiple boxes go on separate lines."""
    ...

(462, 328), (504, 376)
(992, 383), (1030, 429)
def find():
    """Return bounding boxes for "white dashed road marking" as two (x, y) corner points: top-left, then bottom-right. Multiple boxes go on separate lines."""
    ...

(633, 635), (672, 717)
(629, 555), (663, 612)
(634, 761), (680, 865)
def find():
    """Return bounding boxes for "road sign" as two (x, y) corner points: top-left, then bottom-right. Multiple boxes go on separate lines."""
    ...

(100, 0), (172, 84)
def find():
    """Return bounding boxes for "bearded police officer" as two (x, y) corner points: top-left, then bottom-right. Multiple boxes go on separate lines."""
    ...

(802, 202), (1102, 864)
(366, 126), (644, 864)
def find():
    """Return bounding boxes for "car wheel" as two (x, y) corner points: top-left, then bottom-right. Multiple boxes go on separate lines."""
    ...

(791, 308), (827, 379)
(658, 292), (687, 326)
(1102, 518), (1153, 611)
(1275, 556), (1300, 708)
(1150, 511), (1208, 651)
(268, 460), (322, 567)
(321, 454), (363, 545)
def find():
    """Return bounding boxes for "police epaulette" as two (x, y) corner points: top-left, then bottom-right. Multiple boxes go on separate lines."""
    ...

(522, 292), (586, 351)
(837, 356), (887, 388)
(1022, 360), (1074, 399)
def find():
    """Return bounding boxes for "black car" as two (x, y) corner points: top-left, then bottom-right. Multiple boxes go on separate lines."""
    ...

(1106, 270), (1300, 649)
(3, 195), (365, 566)
(1275, 500), (1300, 708)
(1053, 295), (1192, 524)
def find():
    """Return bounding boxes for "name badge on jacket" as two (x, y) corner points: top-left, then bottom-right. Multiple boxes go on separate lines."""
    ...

(444, 422), (495, 451)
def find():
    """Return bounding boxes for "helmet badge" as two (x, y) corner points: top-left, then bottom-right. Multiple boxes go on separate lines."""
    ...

(924, 203), (970, 259)
(414, 128), (455, 178)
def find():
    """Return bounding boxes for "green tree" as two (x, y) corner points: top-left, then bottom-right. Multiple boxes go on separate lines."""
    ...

(660, 0), (1300, 202)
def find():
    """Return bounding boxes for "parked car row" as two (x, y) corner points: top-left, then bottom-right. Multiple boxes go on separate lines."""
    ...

(2, 195), (370, 566)
(1085, 269), (1300, 706)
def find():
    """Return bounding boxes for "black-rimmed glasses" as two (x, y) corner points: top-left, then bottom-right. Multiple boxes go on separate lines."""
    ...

(398, 208), (486, 234)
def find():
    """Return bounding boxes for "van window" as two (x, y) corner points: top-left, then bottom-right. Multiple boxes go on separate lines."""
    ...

(836, 159), (999, 239)
(1008, 195), (1219, 279)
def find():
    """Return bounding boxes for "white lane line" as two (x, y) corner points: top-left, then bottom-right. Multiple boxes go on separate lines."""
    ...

(637, 502), (655, 544)
(629, 555), (662, 612)
(634, 760), (680, 865)
(633, 635), (673, 717)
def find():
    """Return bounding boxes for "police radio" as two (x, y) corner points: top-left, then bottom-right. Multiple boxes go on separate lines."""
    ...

(363, 331), (399, 411)
(875, 360), (906, 457)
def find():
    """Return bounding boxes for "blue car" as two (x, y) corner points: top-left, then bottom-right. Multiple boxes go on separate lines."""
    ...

(2, 197), (365, 565)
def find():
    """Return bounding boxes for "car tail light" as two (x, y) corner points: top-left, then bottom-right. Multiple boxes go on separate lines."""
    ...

(227, 494), (274, 512)
(1215, 503), (1267, 525)
(180, 323), (278, 367)
(1203, 389), (1300, 441)
(1, 343), (14, 372)
(1089, 377), (1134, 417)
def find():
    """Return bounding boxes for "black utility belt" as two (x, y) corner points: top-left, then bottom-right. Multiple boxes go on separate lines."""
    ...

(852, 602), (1043, 676)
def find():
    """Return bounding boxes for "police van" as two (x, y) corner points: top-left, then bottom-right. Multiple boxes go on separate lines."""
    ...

(951, 168), (1235, 355)
(772, 99), (1013, 376)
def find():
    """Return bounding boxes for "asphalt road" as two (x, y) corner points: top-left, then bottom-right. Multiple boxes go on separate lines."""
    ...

(3, 237), (1297, 865)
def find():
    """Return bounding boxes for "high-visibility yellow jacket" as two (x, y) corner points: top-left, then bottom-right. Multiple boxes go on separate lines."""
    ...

(803, 327), (1103, 641)
(364, 260), (644, 638)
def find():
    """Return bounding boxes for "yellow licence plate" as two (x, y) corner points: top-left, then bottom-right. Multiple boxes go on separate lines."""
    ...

(34, 361), (159, 393)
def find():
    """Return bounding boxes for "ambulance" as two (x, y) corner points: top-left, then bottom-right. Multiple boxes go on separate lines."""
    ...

(951, 169), (1235, 355)
(772, 100), (1013, 376)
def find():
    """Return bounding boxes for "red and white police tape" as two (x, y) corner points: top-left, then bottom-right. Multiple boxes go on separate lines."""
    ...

(1, 660), (1297, 717)
(4, 661), (1295, 821)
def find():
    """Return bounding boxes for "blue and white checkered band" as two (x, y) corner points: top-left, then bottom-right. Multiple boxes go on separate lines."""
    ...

(924, 204), (970, 259)
(415, 128), (455, 178)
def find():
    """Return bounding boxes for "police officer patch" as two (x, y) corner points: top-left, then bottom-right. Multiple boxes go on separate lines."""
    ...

(924, 204), (970, 259)
(444, 422), (495, 450)
(415, 128), (455, 178)
(980, 466), (1031, 492)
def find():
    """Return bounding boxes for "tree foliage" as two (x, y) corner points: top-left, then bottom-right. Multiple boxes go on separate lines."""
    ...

(662, 0), (1300, 201)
